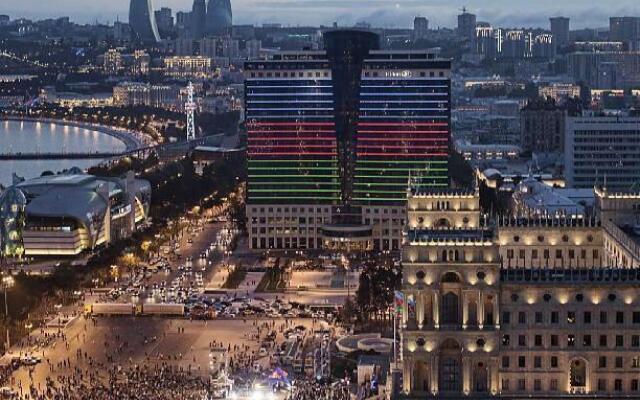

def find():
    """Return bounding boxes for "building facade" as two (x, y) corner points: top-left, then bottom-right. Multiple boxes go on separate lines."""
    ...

(244, 30), (451, 252)
(550, 17), (570, 51)
(567, 52), (640, 89)
(400, 187), (640, 398)
(520, 100), (566, 153)
(164, 56), (212, 80)
(565, 115), (640, 189)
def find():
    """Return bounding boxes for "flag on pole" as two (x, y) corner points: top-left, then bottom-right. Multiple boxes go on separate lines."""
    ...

(394, 291), (404, 317)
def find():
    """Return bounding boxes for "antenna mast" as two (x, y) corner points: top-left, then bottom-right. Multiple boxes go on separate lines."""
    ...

(185, 82), (196, 141)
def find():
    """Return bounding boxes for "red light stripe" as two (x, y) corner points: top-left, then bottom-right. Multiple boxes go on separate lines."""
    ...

(255, 145), (336, 148)
(358, 153), (448, 157)
(357, 145), (448, 150)
(248, 122), (335, 127)
(358, 130), (449, 134)
(358, 137), (447, 142)
(249, 152), (336, 156)
(248, 130), (335, 134)
(358, 122), (448, 127)
(249, 137), (336, 141)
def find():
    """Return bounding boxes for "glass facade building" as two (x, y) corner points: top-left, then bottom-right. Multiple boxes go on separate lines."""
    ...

(245, 30), (451, 251)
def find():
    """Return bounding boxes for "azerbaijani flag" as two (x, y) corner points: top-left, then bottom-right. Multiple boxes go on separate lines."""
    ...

(394, 291), (404, 316)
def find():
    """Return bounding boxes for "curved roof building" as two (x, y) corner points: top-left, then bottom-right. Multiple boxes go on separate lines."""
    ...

(0, 171), (151, 257)
(129, 0), (161, 43)
(206, 0), (232, 36)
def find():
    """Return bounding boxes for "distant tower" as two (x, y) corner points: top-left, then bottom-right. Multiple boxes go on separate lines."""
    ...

(191, 0), (207, 39)
(550, 17), (570, 52)
(206, 0), (233, 36)
(457, 6), (477, 43)
(185, 82), (197, 141)
(129, 0), (160, 43)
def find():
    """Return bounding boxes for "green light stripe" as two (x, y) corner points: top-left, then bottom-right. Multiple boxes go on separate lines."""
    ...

(356, 168), (448, 172)
(355, 173), (447, 178)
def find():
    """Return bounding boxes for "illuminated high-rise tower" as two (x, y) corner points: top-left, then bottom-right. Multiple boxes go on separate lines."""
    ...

(244, 30), (451, 252)
(129, 0), (160, 43)
(206, 0), (232, 36)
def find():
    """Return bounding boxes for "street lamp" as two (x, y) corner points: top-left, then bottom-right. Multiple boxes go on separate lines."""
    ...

(2, 275), (14, 352)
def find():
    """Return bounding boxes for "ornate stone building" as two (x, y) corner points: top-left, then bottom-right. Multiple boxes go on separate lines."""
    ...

(400, 186), (640, 398)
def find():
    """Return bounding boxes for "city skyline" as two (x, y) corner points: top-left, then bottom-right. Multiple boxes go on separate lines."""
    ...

(3, 0), (640, 29)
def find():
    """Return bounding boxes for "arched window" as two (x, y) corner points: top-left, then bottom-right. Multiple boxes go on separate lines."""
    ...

(441, 292), (460, 325)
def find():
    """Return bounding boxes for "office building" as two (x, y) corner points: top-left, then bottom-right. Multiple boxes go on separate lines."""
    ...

(246, 39), (261, 60)
(155, 7), (173, 34)
(128, 0), (160, 43)
(539, 83), (581, 102)
(206, 0), (232, 36)
(532, 34), (555, 59)
(174, 38), (195, 56)
(475, 26), (497, 59)
(164, 56), (212, 80)
(132, 50), (150, 76)
(400, 186), (640, 397)
(103, 49), (123, 75)
(244, 30), (451, 252)
(413, 17), (429, 41)
(610, 17), (640, 50)
(200, 37), (221, 58)
(191, 0), (206, 39)
(0, 171), (150, 257)
(567, 52), (640, 89)
(457, 10), (477, 43)
(502, 30), (528, 59)
(113, 82), (179, 108)
(520, 98), (567, 153)
(550, 17), (570, 51)
(565, 115), (640, 189)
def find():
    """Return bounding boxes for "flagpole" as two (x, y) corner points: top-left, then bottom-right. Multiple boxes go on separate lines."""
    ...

(393, 306), (397, 364)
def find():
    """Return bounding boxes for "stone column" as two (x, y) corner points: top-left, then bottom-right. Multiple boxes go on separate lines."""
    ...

(417, 292), (425, 329)
(431, 355), (439, 395)
(478, 291), (485, 329)
(492, 292), (499, 326)
(402, 291), (409, 328)
(463, 356), (471, 395)
(490, 357), (499, 395)
(403, 359), (411, 393)
(433, 291), (439, 329)
(462, 292), (469, 329)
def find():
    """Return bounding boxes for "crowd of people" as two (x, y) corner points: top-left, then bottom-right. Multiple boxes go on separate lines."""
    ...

(286, 380), (350, 400)
(16, 364), (209, 400)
